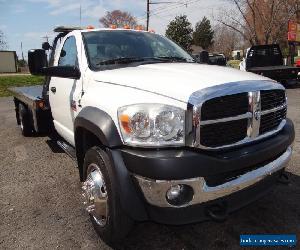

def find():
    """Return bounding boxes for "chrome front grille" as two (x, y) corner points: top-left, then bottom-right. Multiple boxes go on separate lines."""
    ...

(188, 81), (287, 150)
(261, 89), (286, 110)
(260, 107), (287, 134)
(200, 119), (248, 147)
(201, 93), (249, 120)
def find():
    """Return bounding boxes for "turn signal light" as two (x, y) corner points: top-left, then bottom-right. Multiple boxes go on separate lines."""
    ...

(36, 100), (45, 109)
(86, 25), (95, 29)
(135, 25), (144, 31)
(120, 114), (132, 133)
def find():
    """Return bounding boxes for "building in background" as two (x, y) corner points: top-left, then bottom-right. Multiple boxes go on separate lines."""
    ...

(0, 51), (17, 73)
(232, 50), (244, 60)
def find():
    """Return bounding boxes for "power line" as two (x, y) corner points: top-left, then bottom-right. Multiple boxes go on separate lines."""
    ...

(150, 1), (183, 13)
(150, 0), (200, 17)
(153, 2), (216, 20)
(136, 2), (180, 22)
(138, 0), (195, 22)
(146, 0), (190, 30)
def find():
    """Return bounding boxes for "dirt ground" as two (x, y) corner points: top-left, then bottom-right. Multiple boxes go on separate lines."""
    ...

(0, 89), (299, 250)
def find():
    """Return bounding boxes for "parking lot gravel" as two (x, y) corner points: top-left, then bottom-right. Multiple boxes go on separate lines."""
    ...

(0, 88), (299, 250)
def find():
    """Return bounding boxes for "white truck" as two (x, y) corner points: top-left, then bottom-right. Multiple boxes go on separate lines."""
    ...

(10, 27), (295, 247)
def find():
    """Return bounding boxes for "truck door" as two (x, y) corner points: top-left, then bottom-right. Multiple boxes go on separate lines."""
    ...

(49, 35), (82, 146)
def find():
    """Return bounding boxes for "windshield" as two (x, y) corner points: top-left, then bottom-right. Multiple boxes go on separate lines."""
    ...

(82, 30), (195, 70)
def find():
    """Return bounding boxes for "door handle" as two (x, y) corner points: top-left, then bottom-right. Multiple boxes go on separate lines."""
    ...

(50, 87), (56, 93)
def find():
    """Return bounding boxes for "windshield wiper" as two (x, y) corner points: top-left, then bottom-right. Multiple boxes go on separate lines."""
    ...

(96, 57), (145, 65)
(96, 56), (194, 66)
(152, 56), (192, 62)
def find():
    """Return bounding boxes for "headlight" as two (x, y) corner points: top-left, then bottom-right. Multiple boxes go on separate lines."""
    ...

(118, 104), (185, 147)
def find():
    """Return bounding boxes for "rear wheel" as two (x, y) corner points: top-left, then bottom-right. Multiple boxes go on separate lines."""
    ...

(81, 146), (133, 247)
(18, 103), (34, 136)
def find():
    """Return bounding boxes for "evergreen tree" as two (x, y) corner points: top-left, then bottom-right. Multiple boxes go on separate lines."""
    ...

(193, 17), (214, 50)
(165, 15), (193, 52)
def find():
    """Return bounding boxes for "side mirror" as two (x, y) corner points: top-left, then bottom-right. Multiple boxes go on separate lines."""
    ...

(28, 49), (47, 75)
(42, 66), (81, 80)
(42, 42), (51, 50)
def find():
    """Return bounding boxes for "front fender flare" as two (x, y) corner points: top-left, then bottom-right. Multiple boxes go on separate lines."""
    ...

(74, 106), (122, 148)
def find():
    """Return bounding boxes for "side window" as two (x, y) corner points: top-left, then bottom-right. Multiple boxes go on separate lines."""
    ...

(58, 36), (78, 66)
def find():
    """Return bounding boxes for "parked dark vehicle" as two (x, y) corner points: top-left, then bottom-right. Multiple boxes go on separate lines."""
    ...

(240, 44), (300, 86)
(208, 53), (226, 66)
(194, 51), (226, 66)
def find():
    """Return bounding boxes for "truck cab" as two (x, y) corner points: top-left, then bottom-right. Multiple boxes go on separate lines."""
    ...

(11, 27), (295, 247)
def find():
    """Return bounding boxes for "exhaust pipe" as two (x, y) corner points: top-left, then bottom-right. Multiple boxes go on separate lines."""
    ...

(206, 202), (228, 222)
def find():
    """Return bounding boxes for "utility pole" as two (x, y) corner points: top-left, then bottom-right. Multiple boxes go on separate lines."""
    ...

(146, 1), (187, 31)
(20, 42), (24, 61)
(146, 0), (150, 31)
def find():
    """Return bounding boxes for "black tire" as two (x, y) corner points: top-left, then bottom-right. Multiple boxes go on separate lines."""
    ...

(82, 146), (134, 247)
(18, 103), (34, 137)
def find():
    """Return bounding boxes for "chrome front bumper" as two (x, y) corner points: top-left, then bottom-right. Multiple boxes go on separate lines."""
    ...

(134, 147), (292, 208)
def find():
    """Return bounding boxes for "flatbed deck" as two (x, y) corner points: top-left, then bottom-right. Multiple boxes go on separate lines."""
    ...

(9, 85), (43, 109)
(248, 65), (298, 71)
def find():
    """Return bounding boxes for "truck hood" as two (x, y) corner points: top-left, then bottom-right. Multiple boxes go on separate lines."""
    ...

(92, 63), (271, 103)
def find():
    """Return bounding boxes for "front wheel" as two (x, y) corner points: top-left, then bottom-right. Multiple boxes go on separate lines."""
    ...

(81, 146), (133, 247)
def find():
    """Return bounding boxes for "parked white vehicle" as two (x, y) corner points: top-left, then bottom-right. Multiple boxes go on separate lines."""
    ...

(239, 48), (249, 71)
(10, 27), (294, 247)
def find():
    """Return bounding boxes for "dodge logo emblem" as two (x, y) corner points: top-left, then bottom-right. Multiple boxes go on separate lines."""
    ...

(254, 110), (261, 121)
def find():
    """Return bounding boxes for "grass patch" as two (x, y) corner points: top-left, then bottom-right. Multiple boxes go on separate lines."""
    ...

(227, 60), (241, 69)
(0, 75), (44, 97)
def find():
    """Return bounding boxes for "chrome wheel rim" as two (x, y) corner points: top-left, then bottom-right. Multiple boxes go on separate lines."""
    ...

(19, 112), (24, 131)
(82, 163), (108, 227)
(20, 120), (24, 131)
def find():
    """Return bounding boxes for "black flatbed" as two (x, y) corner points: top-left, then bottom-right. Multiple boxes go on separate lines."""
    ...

(247, 65), (299, 84)
(9, 85), (43, 109)
(248, 65), (298, 71)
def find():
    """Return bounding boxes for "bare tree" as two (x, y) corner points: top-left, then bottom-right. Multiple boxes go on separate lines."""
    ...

(212, 24), (244, 57)
(218, 0), (299, 45)
(0, 30), (8, 49)
(100, 10), (138, 28)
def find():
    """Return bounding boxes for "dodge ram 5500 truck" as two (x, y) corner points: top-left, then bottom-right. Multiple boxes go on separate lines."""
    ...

(10, 26), (295, 246)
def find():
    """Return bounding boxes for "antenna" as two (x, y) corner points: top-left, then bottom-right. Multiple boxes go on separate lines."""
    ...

(42, 35), (50, 43)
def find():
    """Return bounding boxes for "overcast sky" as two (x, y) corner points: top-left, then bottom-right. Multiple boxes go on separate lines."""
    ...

(0, 0), (231, 59)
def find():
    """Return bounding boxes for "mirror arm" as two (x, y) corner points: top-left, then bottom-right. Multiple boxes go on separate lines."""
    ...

(41, 66), (81, 80)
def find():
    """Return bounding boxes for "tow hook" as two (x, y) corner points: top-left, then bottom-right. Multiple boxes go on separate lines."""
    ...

(206, 202), (228, 222)
(277, 171), (290, 185)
